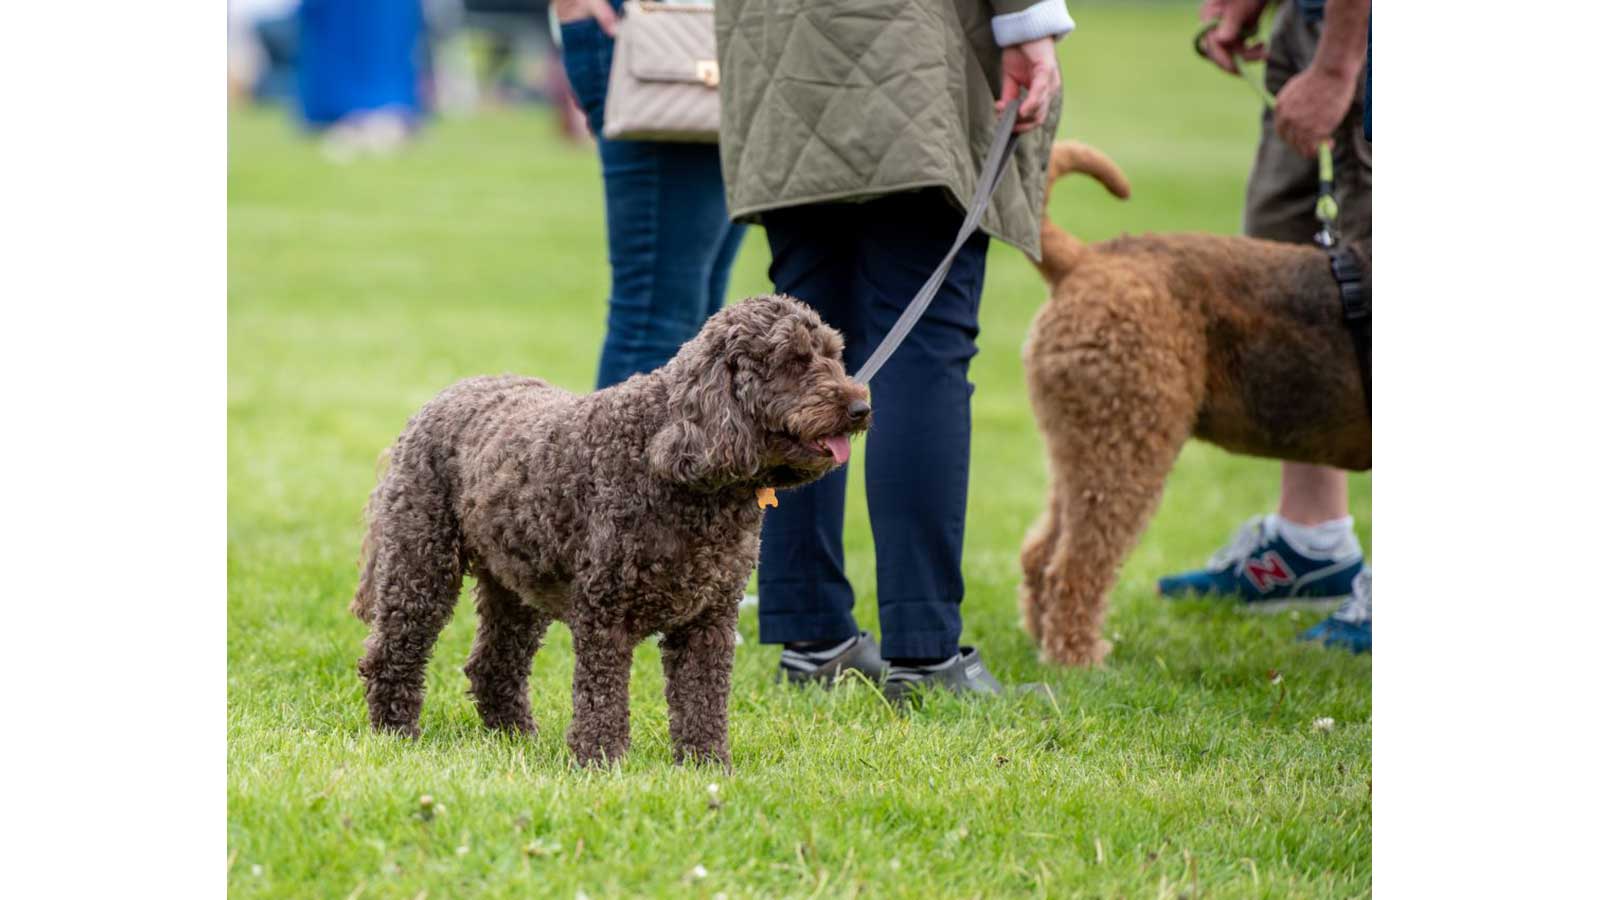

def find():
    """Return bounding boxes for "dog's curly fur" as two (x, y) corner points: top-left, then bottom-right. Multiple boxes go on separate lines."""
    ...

(352, 295), (870, 766)
(1020, 142), (1371, 667)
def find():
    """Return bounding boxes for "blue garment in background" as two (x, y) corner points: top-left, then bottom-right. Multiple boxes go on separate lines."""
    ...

(297, 0), (424, 127)
(560, 17), (745, 388)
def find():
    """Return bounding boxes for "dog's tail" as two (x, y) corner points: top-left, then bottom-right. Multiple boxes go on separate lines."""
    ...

(1035, 141), (1131, 284)
(349, 447), (392, 624)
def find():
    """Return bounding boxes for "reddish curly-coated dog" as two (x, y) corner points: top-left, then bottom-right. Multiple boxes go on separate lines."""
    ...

(1020, 142), (1371, 667)
(351, 295), (870, 766)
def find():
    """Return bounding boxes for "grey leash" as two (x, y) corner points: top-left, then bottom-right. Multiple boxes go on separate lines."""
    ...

(851, 96), (1024, 386)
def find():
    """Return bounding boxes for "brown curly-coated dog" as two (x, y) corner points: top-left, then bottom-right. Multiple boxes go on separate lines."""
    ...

(1020, 142), (1370, 667)
(351, 295), (871, 766)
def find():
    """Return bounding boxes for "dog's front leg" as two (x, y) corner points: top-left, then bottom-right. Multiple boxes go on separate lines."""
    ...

(566, 618), (636, 766)
(660, 602), (738, 768)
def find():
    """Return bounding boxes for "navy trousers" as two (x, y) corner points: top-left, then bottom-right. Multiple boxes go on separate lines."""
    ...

(757, 191), (988, 661)
(559, 16), (745, 388)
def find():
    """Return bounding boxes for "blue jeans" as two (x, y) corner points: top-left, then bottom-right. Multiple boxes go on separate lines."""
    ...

(757, 192), (988, 662)
(559, 16), (745, 388)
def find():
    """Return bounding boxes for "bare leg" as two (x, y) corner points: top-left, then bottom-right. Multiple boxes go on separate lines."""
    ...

(566, 619), (637, 766)
(660, 603), (738, 767)
(1279, 463), (1350, 525)
(464, 575), (551, 735)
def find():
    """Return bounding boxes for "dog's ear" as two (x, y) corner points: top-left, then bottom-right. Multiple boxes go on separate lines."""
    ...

(648, 345), (762, 488)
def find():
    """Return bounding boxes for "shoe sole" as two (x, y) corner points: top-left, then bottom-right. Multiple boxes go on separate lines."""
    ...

(1240, 595), (1347, 614)
(1159, 585), (1348, 613)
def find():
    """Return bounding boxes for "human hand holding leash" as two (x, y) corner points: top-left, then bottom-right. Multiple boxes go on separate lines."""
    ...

(1196, 0), (1268, 75)
(1273, 64), (1359, 159)
(1273, 0), (1370, 158)
(997, 38), (1060, 133)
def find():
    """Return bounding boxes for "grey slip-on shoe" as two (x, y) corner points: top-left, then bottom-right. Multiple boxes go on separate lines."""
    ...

(776, 632), (888, 686)
(883, 647), (1042, 703)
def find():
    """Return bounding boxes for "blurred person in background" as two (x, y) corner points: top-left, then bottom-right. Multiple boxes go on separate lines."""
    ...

(715, 0), (1071, 698)
(298, 0), (427, 159)
(553, 0), (745, 388)
(1161, 0), (1372, 653)
(455, 0), (588, 141)
(228, 0), (301, 104)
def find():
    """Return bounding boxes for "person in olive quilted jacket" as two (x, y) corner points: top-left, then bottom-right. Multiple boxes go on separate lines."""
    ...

(716, 0), (1074, 697)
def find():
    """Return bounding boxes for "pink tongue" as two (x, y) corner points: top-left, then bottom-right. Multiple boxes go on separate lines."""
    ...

(823, 435), (851, 464)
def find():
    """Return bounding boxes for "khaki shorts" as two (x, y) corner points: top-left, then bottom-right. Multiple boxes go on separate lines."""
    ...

(1244, 3), (1372, 247)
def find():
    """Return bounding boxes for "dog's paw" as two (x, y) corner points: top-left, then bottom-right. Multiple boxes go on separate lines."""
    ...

(483, 715), (538, 738)
(672, 745), (731, 770)
(570, 747), (627, 769)
(372, 720), (422, 740)
(568, 734), (630, 768)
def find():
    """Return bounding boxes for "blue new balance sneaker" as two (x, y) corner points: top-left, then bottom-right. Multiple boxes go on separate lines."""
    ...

(1300, 566), (1372, 653)
(1158, 515), (1363, 607)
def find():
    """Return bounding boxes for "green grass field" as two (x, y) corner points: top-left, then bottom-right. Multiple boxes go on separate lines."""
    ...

(228, 4), (1370, 896)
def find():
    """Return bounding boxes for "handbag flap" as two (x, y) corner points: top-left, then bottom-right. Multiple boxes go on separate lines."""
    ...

(620, 2), (718, 85)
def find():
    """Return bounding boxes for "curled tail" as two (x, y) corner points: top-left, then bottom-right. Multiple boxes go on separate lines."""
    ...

(1036, 141), (1132, 285)
(349, 447), (393, 624)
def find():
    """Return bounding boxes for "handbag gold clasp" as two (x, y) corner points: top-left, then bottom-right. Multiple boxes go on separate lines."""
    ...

(695, 60), (720, 87)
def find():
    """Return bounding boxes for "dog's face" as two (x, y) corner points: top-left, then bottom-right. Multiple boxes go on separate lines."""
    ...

(649, 295), (872, 490)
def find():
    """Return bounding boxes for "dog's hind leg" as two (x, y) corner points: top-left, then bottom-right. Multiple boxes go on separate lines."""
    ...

(660, 602), (738, 767)
(1018, 491), (1064, 645)
(1035, 423), (1190, 667)
(356, 467), (464, 737)
(1024, 287), (1201, 667)
(464, 574), (551, 736)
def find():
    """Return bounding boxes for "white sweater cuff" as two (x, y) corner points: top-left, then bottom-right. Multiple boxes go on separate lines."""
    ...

(991, 0), (1075, 47)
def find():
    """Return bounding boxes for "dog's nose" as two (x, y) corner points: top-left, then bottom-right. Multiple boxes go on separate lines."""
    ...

(847, 399), (871, 421)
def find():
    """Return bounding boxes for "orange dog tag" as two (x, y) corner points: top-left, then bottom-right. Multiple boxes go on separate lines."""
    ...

(756, 487), (778, 509)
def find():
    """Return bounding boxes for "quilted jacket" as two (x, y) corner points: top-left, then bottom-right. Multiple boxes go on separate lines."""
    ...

(714, 0), (1062, 259)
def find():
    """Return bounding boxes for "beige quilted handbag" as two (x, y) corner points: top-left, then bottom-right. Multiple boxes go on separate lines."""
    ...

(601, 1), (720, 143)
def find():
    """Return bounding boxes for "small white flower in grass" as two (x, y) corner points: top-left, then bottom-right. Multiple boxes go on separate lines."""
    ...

(524, 838), (561, 858)
(456, 845), (469, 857)
(690, 864), (709, 880)
(250, 864), (263, 877)
(1268, 670), (1283, 686)
(889, 858), (901, 872)
(707, 782), (723, 810)
(713, 893), (728, 900)
(1313, 717), (1335, 732)
(576, 891), (591, 900)
(707, 783), (720, 796)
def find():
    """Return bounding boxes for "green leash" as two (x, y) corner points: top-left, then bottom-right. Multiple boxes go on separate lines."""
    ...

(1194, 20), (1339, 247)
